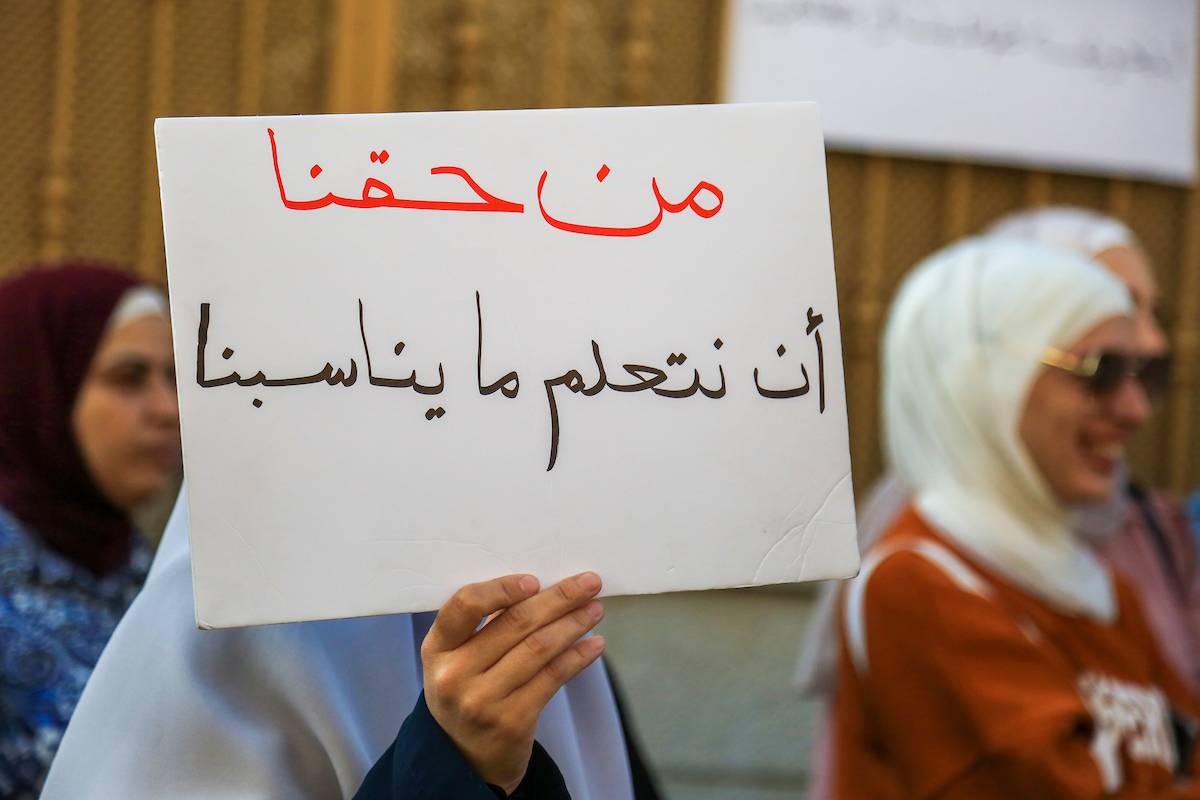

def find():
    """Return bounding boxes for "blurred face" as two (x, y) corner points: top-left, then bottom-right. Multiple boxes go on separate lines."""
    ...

(1018, 316), (1150, 506)
(72, 315), (181, 512)
(1095, 245), (1167, 357)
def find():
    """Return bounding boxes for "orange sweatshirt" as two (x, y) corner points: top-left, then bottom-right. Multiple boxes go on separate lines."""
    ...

(834, 506), (1200, 799)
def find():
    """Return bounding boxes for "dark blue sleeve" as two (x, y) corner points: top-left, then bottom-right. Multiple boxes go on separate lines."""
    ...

(352, 692), (571, 800)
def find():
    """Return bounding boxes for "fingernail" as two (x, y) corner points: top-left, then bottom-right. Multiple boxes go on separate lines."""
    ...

(577, 572), (601, 593)
(519, 575), (539, 595)
(586, 635), (605, 654)
(586, 601), (604, 622)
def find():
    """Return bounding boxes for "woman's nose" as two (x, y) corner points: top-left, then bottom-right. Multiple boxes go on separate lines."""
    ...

(1109, 372), (1152, 429)
(148, 372), (180, 425)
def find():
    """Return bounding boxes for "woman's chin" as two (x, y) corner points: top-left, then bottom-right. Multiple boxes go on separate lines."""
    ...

(1060, 471), (1119, 507)
(103, 474), (175, 514)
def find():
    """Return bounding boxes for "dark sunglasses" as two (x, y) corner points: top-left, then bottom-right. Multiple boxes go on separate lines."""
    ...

(1041, 348), (1171, 400)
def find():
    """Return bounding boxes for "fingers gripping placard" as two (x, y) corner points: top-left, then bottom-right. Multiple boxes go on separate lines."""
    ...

(156, 103), (860, 628)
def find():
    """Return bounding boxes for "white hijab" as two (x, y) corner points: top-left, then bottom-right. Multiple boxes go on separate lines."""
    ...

(883, 237), (1131, 621)
(985, 205), (1137, 257)
(985, 205), (1139, 544)
(108, 285), (169, 329)
(41, 486), (635, 799)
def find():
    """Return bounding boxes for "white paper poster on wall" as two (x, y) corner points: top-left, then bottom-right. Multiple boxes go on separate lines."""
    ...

(725, 0), (1197, 183)
(156, 104), (859, 628)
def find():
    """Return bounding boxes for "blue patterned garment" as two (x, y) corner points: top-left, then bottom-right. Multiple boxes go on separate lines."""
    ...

(0, 505), (150, 799)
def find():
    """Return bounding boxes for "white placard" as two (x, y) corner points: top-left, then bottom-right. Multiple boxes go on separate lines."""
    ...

(156, 104), (859, 628)
(725, 0), (1197, 183)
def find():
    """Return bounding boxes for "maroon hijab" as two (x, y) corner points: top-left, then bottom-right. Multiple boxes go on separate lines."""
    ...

(0, 262), (146, 574)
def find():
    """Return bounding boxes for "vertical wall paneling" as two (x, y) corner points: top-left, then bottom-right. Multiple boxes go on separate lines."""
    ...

(136, 0), (174, 282)
(324, 1), (398, 114)
(237, 0), (269, 115)
(1023, 170), (1052, 207)
(326, 0), (361, 113)
(541, 0), (570, 108)
(622, 0), (653, 104)
(0, 3), (54, 265)
(941, 162), (973, 242)
(364, 0), (398, 112)
(851, 156), (892, 489)
(40, 0), (80, 263)
(1106, 178), (1134, 221)
(258, 0), (330, 116)
(452, 0), (484, 111)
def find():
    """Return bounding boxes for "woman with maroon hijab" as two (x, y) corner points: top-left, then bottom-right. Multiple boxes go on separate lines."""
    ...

(0, 263), (180, 798)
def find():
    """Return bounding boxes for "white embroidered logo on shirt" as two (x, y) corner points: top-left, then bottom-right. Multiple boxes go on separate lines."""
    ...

(1077, 671), (1174, 791)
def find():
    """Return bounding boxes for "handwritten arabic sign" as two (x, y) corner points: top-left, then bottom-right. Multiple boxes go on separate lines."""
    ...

(724, 0), (1198, 183)
(157, 104), (860, 628)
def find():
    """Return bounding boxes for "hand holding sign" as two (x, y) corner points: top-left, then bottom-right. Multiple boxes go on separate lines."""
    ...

(421, 572), (606, 794)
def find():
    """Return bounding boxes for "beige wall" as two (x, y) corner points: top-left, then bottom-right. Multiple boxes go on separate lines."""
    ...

(2, 0), (1196, 494)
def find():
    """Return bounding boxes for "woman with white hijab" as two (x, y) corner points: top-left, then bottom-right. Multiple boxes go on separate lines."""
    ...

(798, 207), (1171, 692)
(796, 207), (1193, 798)
(39, 487), (636, 798)
(833, 237), (1200, 798)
